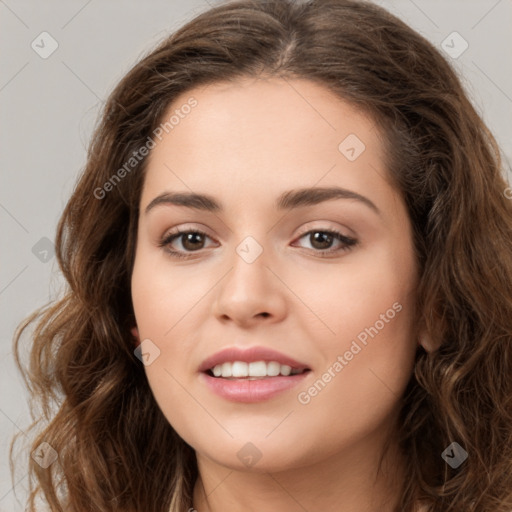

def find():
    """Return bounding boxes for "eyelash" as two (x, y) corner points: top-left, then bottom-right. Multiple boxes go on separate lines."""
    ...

(158, 227), (358, 260)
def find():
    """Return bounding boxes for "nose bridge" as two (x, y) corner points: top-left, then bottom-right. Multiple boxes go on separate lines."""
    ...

(225, 203), (273, 267)
(212, 228), (287, 324)
(225, 201), (290, 282)
(225, 231), (269, 294)
(235, 233), (266, 266)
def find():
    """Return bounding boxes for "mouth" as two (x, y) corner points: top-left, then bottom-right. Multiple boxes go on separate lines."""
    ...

(198, 346), (311, 402)
(201, 361), (312, 403)
(205, 360), (311, 380)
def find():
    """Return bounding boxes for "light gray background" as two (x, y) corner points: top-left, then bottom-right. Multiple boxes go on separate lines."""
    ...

(1, 1), (511, 510)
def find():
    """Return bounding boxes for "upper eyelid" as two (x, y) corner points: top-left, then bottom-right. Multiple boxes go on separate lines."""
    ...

(163, 220), (353, 239)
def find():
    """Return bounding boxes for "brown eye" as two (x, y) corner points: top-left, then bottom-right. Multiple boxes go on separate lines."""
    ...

(180, 232), (206, 251)
(294, 229), (357, 257)
(159, 229), (215, 258)
(309, 231), (335, 250)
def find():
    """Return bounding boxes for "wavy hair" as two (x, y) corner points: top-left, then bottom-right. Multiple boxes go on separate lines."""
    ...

(11, 0), (512, 510)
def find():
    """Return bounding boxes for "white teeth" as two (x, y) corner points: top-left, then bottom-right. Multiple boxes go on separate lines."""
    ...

(248, 361), (267, 377)
(221, 362), (232, 377)
(231, 361), (248, 377)
(280, 364), (292, 376)
(210, 360), (305, 378)
(267, 361), (281, 376)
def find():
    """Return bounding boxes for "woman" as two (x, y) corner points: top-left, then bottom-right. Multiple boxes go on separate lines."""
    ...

(12, 0), (512, 511)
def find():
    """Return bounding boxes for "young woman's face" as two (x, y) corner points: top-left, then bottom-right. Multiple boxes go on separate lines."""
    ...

(131, 77), (419, 472)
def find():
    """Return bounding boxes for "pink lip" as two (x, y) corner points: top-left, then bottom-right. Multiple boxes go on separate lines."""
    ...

(198, 346), (311, 403)
(198, 346), (310, 373)
(200, 371), (310, 403)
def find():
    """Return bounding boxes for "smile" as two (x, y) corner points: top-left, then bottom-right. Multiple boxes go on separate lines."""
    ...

(208, 360), (307, 378)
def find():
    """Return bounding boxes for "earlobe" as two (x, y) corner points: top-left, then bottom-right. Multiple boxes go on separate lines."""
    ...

(418, 331), (439, 353)
(131, 326), (140, 346)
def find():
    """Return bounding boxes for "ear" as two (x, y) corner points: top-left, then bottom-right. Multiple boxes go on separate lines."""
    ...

(131, 326), (140, 346)
(418, 330), (441, 353)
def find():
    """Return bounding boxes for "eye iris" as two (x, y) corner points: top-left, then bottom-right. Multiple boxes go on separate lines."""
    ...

(311, 231), (333, 250)
(182, 232), (204, 251)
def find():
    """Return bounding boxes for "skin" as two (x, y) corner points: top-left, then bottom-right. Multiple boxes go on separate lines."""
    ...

(131, 77), (423, 512)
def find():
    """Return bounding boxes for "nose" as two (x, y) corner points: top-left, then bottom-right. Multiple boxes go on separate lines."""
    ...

(211, 245), (288, 328)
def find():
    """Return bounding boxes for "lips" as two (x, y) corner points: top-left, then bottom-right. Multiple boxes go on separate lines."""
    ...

(198, 346), (311, 402)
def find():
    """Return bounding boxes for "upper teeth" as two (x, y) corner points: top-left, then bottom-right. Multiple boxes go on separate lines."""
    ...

(211, 361), (303, 378)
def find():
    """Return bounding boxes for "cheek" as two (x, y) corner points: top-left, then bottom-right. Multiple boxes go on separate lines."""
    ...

(290, 290), (416, 463)
(130, 250), (213, 419)
(292, 240), (417, 415)
(294, 234), (416, 344)
(131, 259), (203, 438)
(131, 247), (208, 339)
(298, 308), (416, 433)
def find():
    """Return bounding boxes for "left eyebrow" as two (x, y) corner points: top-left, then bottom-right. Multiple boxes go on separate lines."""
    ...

(144, 186), (380, 216)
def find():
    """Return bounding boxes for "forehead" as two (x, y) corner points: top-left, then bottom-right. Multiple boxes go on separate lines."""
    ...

(140, 77), (396, 216)
(151, 76), (380, 153)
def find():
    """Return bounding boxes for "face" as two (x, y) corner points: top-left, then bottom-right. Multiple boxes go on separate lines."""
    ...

(131, 77), (419, 472)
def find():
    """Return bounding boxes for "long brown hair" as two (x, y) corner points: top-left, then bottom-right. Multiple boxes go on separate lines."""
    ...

(11, 0), (512, 510)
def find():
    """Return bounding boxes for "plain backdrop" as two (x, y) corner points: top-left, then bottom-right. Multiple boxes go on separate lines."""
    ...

(1, 1), (511, 510)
